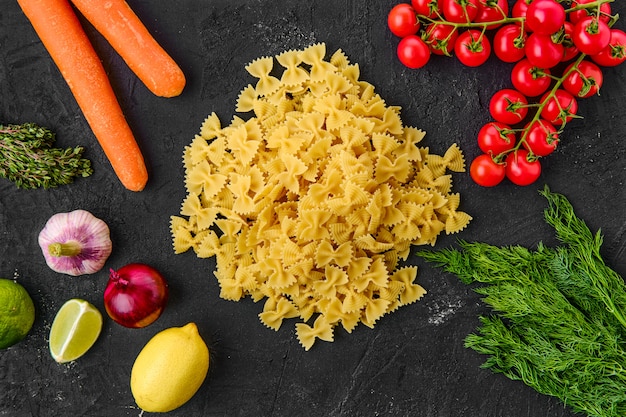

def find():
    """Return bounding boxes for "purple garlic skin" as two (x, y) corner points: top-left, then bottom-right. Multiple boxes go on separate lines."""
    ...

(38, 210), (113, 276)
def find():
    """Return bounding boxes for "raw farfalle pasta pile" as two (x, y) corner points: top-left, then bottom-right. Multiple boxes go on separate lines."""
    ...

(171, 43), (471, 350)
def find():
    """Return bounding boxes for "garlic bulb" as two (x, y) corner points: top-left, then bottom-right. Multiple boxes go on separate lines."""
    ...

(38, 210), (112, 276)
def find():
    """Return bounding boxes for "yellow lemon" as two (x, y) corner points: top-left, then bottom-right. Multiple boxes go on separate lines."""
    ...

(49, 298), (103, 363)
(130, 322), (209, 413)
(0, 278), (36, 349)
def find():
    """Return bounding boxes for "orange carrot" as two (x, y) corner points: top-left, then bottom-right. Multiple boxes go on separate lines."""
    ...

(69, 0), (186, 98)
(17, 0), (148, 192)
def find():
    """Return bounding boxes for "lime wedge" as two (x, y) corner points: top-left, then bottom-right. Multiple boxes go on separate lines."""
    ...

(49, 298), (103, 363)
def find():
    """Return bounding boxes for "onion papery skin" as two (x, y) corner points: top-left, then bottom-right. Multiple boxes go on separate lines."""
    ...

(104, 263), (169, 328)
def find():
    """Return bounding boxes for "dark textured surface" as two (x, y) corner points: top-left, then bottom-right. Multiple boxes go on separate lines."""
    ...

(1, 1), (625, 416)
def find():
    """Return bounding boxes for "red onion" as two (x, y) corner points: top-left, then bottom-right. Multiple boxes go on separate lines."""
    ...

(104, 263), (168, 328)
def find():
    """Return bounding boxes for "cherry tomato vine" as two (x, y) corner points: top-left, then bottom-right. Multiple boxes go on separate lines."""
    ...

(387, 0), (625, 187)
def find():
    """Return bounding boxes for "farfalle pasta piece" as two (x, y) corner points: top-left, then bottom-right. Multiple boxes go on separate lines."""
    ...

(443, 210), (472, 235)
(339, 310), (362, 333)
(327, 182), (370, 215)
(260, 257), (297, 289)
(396, 127), (425, 162)
(180, 192), (219, 230)
(327, 222), (354, 245)
(234, 263), (259, 292)
(351, 95), (388, 118)
(172, 43), (471, 350)
(297, 209), (333, 241)
(276, 154), (307, 194)
(296, 316), (334, 351)
(347, 257), (372, 282)
(414, 167), (453, 194)
(184, 135), (213, 168)
(312, 265), (349, 299)
(227, 125), (261, 167)
(228, 174), (256, 215)
(195, 230), (221, 259)
(355, 257), (390, 292)
(217, 276), (245, 301)
(171, 222), (198, 254)
(426, 143), (466, 177)
(199, 112), (222, 140)
(276, 49), (309, 86)
(340, 125), (369, 150)
(372, 133), (401, 156)
(341, 288), (369, 314)
(341, 63), (361, 86)
(326, 72), (353, 95)
(392, 267), (426, 305)
(245, 56), (281, 96)
(313, 94), (354, 132)
(267, 125), (307, 155)
(362, 297), (391, 328)
(252, 99), (278, 121)
(301, 43), (337, 82)
(236, 84), (258, 113)
(318, 298), (344, 326)
(259, 297), (299, 331)
(376, 279), (405, 303)
(375, 153), (410, 183)
(354, 234), (395, 253)
(372, 107), (404, 136)
(330, 48), (350, 69)
(315, 240), (353, 268)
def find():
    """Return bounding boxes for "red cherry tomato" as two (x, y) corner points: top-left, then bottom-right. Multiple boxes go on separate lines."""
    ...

(540, 89), (578, 126)
(511, 0), (531, 22)
(442, 0), (480, 23)
(388, 4), (420, 38)
(397, 35), (431, 69)
(489, 89), (529, 125)
(455, 29), (492, 67)
(412, 0), (443, 18)
(493, 24), (527, 63)
(424, 23), (459, 55)
(561, 21), (580, 62)
(569, 0), (612, 25)
(572, 16), (611, 56)
(522, 119), (559, 156)
(474, 0), (509, 30)
(591, 29), (626, 67)
(505, 150), (542, 186)
(562, 60), (603, 98)
(511, 58), (551, 97)
(525, 0), (566, 36)
(470, 154), (506, 187)
(477, 121), (516, 155)
(525, 33), (565, 69)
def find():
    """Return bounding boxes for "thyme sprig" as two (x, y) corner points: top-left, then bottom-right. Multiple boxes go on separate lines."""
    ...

(418, 186), (626, 417)
(0, 123), (93, 189)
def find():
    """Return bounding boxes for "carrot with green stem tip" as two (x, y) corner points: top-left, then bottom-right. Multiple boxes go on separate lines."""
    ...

(69, 0), (186, 98)
(16, 0), (148, 192)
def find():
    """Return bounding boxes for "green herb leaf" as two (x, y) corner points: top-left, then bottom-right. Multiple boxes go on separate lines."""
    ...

(0, 123), (93, 189)
(417, 187), (626, 417)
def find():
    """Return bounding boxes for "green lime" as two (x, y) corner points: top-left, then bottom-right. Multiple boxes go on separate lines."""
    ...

(49, 298), (102, 363)
(0, 278), (36, 349)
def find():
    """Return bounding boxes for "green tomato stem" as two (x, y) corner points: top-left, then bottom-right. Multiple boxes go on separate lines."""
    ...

(565, 0), (614, 14)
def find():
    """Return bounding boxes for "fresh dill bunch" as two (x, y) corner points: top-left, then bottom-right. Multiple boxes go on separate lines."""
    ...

(0, 123), (93, 189)
(418, 186), (626, 417)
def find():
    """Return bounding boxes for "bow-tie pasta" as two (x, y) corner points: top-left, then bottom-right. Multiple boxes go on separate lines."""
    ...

(171, 43), (471, 350)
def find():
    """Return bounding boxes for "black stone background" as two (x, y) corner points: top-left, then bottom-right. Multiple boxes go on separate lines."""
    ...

(1, 0), (625, 416)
